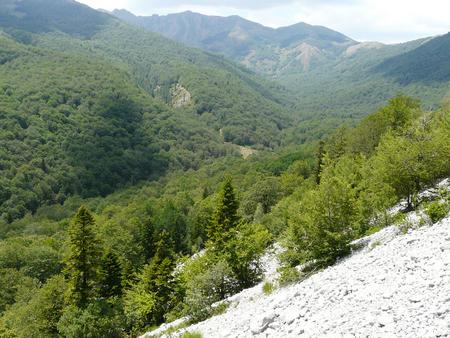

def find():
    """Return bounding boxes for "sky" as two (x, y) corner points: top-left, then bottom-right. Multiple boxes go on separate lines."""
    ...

(77, 0), (450, 43)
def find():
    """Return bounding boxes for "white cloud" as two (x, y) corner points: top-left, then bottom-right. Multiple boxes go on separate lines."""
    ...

(77, 0), (450, 43)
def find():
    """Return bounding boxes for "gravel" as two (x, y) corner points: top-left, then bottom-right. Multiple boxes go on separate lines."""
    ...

(143, 181), (450, 338)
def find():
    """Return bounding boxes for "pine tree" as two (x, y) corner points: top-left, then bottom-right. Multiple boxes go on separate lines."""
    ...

(99, 251), (123, 298)
(208, 177), (240, 251)
(315, 140), (325, 185)
(125, 230), (176, 326)
(140, 218), (154, 262)
(64, 206), (101, 308)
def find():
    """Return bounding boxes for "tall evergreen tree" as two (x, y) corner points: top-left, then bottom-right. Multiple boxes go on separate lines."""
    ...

(140, 218), (154, 262)
(315, 140), (325, 185)
(64, 206), (101, 308)
(208, 177), (240, 251)
(125, 231), (177, 326)
(99, 251), (123, 298)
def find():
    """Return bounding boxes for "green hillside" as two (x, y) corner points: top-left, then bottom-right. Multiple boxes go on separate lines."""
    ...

(113, 10), (450, 117)
(0, 32), (235, 221)
(1, 0), (294, 148)
(0, 1), (450, 338)
(0, 0), (307, 221)
(376, 33), (450, 85)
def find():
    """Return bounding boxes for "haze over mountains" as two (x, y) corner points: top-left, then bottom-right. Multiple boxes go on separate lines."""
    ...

(112, 9), (450, 116)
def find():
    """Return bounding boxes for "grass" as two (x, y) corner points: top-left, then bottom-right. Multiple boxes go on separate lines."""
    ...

(263, 281), (275, 295)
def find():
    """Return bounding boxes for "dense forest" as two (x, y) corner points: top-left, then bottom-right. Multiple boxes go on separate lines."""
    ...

(0, 94), (449, 336)
(113, 10), (450, 118)
(0, 0), (450, 337)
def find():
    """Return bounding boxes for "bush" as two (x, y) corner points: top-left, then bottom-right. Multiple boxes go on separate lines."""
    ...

(277, 266), (300, 287)
(426, 201), (449, 223)
(57, 299), (126, 338)
(182, 255), (237, 322)
(262, 282), (274, 295)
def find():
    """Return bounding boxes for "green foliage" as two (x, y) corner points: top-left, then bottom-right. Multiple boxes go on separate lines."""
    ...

(124, 231), (178, 329)
(0, 236), (62, 282)
(57, 299), (125, 338)
(349, 95), (420, 155)
(99, 251), (123, 299)
(425, 201), (449, 223)
(181, 255), (237, 322)
(0, 275), (66, 338)
(262, 282), (275, 295)
(181, 331), (203, 338)
(277, 266), (301, 287)
(0, 268), (37, 314)
(282, 100), (449, 273)
(241, 177), (283, 219)
(283, 156), (361, 267)
(207, 178), (240, 252)
(225, 222), (272, 288)
(64, 206), (101, 308)
(370, 117), (449, 208)
(377, 33), (450, 85)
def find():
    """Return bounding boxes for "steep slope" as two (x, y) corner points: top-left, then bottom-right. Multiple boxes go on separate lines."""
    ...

(0, 0), (293, 148)
(152, 202), (450, 337)
(113, 10), (450, 117)
(376, 32), (450, 85)
(0, 0), (306, 222)
(286, 37), (449, 117)
(0, 32), (232, 221)
(111, 9), (355, 74)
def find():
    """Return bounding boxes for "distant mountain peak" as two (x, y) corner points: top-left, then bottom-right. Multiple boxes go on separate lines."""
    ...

(111, 9), (356, 73)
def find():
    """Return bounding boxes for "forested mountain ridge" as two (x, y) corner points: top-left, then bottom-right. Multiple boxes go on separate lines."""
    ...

(0, 1), (450, 337)
(113, 10), (450, 117)
(0, 0), (294, 148)
(0, 32), (231, 221)
(111, 9), (356, 74)
(0, 0), (311, 221)
(376, 32), (450, 85)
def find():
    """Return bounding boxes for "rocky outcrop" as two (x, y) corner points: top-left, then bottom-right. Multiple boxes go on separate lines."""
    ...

(171, 83), (191, 108)
(344, 41), (384, 57)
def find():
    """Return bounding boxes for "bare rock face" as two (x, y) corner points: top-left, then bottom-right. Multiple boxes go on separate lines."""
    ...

(344, 41), (384, 57)
(171, 83), (191, 108)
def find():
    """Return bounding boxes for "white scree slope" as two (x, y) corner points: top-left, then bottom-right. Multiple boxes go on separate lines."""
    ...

(166, 213), (450, 337)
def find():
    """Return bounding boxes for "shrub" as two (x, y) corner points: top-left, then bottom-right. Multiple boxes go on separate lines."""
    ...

(262, 282), (274, 295)
(57, 299), (125, 338)
(182, 256), (237, 322)
(277, 266), (300, 287)
(426, 201), (449, 223)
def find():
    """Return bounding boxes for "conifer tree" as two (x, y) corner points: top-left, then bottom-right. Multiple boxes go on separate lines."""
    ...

(125, 231), (177, 326)
(140, 218), (154, 262)
(64, 206), (101, 308)
(315, 140), (325, 184)
(208, 177), (240, 251)
(99, 251), (123, 298)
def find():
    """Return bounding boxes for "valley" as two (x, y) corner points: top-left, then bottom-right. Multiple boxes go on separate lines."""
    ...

(0, 1), (449, 337)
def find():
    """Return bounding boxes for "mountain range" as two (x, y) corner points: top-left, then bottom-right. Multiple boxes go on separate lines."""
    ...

(112, 9), (450, 116)
(0, 0), (449, 220)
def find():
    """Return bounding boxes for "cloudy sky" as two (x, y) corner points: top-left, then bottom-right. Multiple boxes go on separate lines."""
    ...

(78, 0), (450, 43)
